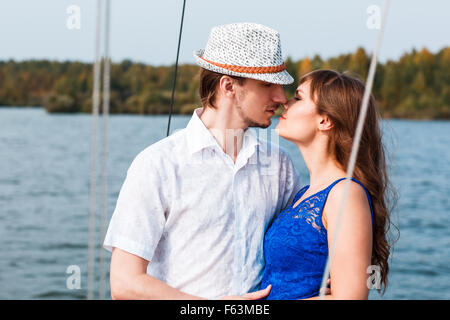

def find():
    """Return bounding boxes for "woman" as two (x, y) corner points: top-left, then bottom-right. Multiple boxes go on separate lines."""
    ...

(260, 69), (394, 299)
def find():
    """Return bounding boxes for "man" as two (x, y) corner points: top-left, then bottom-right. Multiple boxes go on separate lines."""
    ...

(103, 22), (301, 299)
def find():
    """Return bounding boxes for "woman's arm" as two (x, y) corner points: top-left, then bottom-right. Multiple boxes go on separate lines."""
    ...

(304, 181), (373, 300)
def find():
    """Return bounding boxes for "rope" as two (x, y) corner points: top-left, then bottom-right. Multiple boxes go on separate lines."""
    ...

(166, 0), (187, 137)
(200, 57), (286, 74)
(319, 0), (391, 299)
(87, 0), (103, 301)
(99, 0), (111, 301)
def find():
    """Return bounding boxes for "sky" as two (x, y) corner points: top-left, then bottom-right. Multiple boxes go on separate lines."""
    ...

(0, 0), (448, 65)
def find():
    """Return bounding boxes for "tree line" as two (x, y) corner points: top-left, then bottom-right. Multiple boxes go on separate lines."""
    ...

(0, 46), (448, 119)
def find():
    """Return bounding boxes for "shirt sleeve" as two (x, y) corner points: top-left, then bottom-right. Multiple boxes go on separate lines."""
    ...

(103, 151), (168, 262)
(280, 150), (302, 210)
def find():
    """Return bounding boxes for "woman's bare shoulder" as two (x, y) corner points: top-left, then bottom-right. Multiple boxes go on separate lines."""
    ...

(323, 179), (371, 228)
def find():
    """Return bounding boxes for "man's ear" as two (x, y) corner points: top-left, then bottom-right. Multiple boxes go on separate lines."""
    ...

(218, 75), (236, 98)
(318, 115), (333, 131)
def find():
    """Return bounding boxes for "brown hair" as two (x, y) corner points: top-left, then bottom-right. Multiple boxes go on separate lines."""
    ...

(298, 69), (397, 294)
(199, 68), (246, 108)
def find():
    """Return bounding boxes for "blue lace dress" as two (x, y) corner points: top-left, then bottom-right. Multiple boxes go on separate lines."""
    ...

(260, 177), (374, 300)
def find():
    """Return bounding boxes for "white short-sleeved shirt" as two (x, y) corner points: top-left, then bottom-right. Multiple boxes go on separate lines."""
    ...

(103, 108), (301, 299)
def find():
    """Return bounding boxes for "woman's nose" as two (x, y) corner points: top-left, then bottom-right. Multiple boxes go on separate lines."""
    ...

(283, 99), (293, 110)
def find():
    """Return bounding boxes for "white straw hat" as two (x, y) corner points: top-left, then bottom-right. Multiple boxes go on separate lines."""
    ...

(193, 23), (294, 85)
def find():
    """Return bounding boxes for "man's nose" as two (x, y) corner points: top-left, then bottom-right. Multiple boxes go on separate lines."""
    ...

(272, 85), (288, 104)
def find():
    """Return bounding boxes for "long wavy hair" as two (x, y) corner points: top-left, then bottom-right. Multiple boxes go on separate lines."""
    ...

(298, 69), (398, 294)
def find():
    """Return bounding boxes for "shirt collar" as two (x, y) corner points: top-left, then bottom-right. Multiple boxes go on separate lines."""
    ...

(186, 108), (261, 156)
(186, 108), (220, 155)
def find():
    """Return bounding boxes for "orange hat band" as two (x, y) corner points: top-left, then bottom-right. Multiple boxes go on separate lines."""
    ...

(200, 56), (286, 74)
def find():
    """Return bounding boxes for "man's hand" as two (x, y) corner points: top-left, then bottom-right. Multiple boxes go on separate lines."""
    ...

(319, 279), (332, 296)
(220, 284), (272, 300)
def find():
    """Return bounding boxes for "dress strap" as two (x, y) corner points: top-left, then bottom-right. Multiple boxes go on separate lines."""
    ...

(325, 177), (347, 191)
(293, 185), (310, 203)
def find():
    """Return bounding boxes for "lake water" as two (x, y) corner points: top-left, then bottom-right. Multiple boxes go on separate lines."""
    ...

(0, 107), (449, 300)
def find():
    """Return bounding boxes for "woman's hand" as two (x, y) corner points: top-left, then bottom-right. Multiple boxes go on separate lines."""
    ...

(220, 285), (272, 300)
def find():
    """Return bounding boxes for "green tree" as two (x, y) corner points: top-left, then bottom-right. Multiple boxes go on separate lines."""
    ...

(348, 47), (369, 80)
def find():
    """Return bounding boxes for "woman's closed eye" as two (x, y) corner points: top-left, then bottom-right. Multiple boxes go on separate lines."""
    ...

(293, 94), (302, 101)
(294, 89), (303, 101)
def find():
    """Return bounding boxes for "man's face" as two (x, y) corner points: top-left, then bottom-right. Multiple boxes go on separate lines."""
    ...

(234, 79), (288, 128)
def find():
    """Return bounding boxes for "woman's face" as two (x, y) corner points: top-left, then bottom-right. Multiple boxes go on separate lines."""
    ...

(276, 81), (322, 144)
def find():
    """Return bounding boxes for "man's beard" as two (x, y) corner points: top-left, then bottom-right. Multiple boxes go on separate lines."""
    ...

(235, 99), (272, 129)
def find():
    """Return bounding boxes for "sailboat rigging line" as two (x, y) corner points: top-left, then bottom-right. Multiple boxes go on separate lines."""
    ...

(318, 0), (391, 299)
(99, 0), (111, 301)
(166, 0), (187, 137)
(87, 0), (103, 301)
